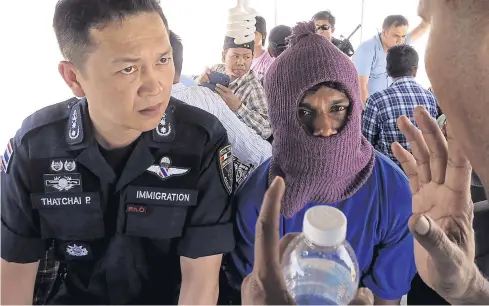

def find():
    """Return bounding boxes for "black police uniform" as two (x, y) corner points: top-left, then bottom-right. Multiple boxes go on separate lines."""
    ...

(1, 97), (235, 304)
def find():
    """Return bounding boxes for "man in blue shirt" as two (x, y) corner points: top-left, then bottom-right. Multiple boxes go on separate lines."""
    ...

(353, 14), (430, 105)
(362, 45), (438, 167)
(227, 21), (416, 304)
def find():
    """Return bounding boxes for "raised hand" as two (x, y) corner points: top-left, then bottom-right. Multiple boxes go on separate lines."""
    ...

(392, 106), (477, 302)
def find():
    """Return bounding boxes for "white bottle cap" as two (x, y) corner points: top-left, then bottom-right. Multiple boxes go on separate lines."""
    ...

(303, 206), (347, 247)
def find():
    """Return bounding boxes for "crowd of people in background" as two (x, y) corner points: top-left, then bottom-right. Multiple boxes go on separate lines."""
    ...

(2, 0), (489, 305)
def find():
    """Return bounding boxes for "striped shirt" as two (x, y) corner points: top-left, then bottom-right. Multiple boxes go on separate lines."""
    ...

(211, 64), (271, 139)
(171, 83), (272, 170)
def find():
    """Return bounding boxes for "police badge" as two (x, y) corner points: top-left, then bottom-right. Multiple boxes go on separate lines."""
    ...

(218, 145), (234, 195)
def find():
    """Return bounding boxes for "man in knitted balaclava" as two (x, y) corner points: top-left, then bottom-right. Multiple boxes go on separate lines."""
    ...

(227, 21), (416, 304)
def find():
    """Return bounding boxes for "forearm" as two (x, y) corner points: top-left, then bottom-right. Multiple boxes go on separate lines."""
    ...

(374, 295), (400, 305)
(236, 104), (272, 139)
(360, 87), (369, 106)
(1, 260), (38, 305)
(448, 267), (489, 305)
(178, 280), (219, 305)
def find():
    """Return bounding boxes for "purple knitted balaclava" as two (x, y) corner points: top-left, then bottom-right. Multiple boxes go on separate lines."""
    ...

(265, 21), (375, 218)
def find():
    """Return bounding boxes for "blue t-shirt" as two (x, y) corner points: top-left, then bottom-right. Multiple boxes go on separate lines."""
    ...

(352, 34), (411, 96)
(228, 151), (416, 300)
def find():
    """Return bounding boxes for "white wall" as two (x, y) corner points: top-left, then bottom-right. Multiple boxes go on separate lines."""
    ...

(0, 0), (428, 148)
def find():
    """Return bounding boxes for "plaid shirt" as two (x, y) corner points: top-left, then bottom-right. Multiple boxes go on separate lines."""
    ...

(33, 245), (59, 305)
(212, 64), (271, 139)
(362, 77), (438, 166)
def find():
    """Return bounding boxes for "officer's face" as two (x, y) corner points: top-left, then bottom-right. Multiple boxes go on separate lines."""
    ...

(298, 86), (350, 137)
(223, 48), (253, 79)
(315, 20), (334, 41)
(382, 25), (408, 49)
(62, 13), (174, 134)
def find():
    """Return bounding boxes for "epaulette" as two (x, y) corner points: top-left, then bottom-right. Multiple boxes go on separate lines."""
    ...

(170, 97), (226, 139)
(15, 97), (78, 146)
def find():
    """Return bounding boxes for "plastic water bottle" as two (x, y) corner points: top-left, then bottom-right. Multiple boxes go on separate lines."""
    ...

(281, 206), (359, 305)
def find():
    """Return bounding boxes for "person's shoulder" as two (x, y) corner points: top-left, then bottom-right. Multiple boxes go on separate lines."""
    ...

(245, 71), (264, 88)
(356, 36), (377, 51)
(373, 151), (407, 179)
(170, 97), (226, 140)
(366, 88), (391, 107)
(370, 151), (411, 203)
(13, 97), (75, 148)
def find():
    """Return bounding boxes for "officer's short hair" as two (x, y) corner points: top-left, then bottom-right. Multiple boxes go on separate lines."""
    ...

(53, 0), (168, 70)
(312, 10), (336, 27)
(386, 45), (419, 78)
(382, 15), (409, 30)
(169, 31), (183, 77)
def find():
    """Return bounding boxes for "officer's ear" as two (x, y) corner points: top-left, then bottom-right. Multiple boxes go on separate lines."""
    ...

(58, 61), (86, 98)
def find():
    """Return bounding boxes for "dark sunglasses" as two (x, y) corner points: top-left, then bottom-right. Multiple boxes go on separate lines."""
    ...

(316, 25), (331, 31)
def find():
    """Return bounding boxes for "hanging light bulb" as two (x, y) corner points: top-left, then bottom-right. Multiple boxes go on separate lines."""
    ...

(226, 0), (257, 44)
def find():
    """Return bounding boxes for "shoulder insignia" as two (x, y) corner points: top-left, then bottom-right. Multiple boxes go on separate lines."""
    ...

(17, 98), (76, 144)
(233, 156), (254, 187)
(66, 102), (84, 145)
(153, 105), (176, 142)
(218, 145), (234, 195)
(1, 139), (14, 174)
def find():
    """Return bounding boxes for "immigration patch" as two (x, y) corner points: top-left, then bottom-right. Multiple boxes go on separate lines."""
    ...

(218, 145), (234, 195)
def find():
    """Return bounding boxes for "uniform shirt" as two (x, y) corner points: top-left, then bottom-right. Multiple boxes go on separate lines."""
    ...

(228, 151), (416, 301)
(1, 97), (235, 304)
(211, 64), (271, 139)
(171, 82), (272, 170)
(353, 34), (411, 97)
(362, 77), (438, 167)
(251, 51), (275, 81)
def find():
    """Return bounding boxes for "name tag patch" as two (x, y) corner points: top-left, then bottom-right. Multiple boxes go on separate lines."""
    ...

(31, 192), (99, 208)
(126, 186), (198, 207)
(127, 204), (147, 214)
(44, 173), (83, 193)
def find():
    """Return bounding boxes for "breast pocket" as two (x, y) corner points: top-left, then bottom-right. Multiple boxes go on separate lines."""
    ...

(31, 192), (105, 241)
(124, 186), (198, 239)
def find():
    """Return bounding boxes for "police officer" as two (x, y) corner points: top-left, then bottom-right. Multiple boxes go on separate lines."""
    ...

(1, 0), (234, 304)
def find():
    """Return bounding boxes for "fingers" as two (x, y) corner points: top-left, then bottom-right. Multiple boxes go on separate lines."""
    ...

(397, 115), (432, 185)
(279, 233), (299, 263)
(197, 68), (210, 84)
(408, 214), (462, 269)
(444, 122), (472, 195)
(349, 287), (374, 305)
(254, 176), (286, 272)
(413, 106), (448, 184)
(216, 84), (230, 93)
(392, 142), (420, 194)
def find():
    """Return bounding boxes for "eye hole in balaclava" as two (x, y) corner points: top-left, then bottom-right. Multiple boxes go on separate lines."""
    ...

(297, 81), (351, 137)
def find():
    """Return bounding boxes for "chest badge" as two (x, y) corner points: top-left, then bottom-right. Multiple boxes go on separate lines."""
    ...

(66, 244), (88, 257)
(44, 174), (82, 192)
(146, 157), (190, 180)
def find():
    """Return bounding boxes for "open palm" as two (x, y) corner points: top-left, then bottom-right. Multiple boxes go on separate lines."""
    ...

(392, 106), (475, 301)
